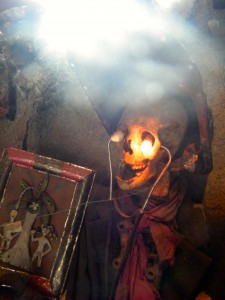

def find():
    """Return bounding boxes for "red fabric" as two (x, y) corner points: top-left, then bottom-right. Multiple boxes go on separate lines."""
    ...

(115, 231), (160, 300)
(115, 181), (184, 300)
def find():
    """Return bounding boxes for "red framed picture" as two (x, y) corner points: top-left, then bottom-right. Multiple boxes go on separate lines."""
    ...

(0, 147), (95, 298)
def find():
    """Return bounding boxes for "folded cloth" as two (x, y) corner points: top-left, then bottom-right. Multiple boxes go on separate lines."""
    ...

(115, 179), (185, 300)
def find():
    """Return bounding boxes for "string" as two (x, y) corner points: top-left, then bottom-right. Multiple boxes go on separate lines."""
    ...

(5, 146), (171, 219)
(5, 176), (168, 219)
(140, 145), (171, 213)
(108, 139), (113, 201)
(108, 146), (172, 300)
(113, 145), (172, 218)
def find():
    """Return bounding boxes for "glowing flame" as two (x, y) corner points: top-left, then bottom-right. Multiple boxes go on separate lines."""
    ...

(141, 140), (153, 156)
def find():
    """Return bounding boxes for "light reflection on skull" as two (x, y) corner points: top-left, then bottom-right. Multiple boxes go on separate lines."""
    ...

(116, 96), (188, 190)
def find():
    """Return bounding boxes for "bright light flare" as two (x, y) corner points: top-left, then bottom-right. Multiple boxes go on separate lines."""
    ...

(141, 140), (154, 156)
(156, 0), (181, 10)
(33, 0), (168, 59)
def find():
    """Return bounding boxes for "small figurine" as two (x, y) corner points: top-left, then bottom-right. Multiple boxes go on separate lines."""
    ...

(0, 175), (56, 271)
(31, 225), (52, 268)
(0, 209), (22, 253)
(1, 201), (40, 270)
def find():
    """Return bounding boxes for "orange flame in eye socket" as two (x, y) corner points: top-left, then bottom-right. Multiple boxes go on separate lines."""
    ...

(141, 140), (153, 156)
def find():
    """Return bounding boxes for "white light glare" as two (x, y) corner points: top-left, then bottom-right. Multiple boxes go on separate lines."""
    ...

(35, 0), (167, 59)
(141, 140), (153, 156)
(156, 0), (181, 10)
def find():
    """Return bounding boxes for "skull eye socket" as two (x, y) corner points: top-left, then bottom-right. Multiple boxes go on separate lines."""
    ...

(142, 131), (155, 145)
(141, 131), (155, 156)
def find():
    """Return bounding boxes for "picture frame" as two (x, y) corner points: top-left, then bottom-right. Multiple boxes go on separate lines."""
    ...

(0, 147), (95, 298)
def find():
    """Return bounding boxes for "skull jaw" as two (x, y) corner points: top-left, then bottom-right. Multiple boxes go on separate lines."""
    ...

(116, 161), (157, 191)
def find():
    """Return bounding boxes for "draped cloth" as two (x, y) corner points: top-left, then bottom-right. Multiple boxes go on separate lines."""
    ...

(114, 180), (185, 300)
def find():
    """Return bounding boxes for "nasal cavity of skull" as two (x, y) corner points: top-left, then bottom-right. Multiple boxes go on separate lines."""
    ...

(123, 139), (133, 155)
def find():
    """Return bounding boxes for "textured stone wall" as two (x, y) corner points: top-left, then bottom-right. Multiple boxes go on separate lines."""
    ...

(186, 0), (225, 218)
(183, 3), (225, 297)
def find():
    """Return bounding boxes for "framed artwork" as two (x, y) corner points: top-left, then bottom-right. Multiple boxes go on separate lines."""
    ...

(0, 147), (95, 298)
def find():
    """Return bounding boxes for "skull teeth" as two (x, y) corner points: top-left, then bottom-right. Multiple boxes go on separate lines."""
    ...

(118, 162), (148, 181)
(132, 164), (146, 171)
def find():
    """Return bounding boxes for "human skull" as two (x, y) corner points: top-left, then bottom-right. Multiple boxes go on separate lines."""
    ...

(115, 96), (188, 190)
